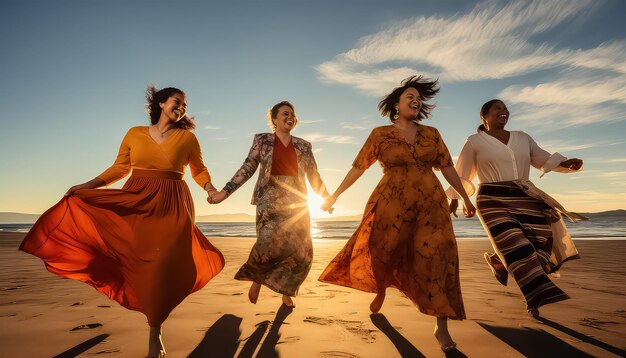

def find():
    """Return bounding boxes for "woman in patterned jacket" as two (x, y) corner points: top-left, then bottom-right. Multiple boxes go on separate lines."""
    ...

(210, 101), (331, 308)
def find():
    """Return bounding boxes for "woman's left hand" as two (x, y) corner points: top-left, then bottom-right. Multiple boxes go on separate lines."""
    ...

(560, 158), (583, 170)
(207, 190), (228, 204)
(463, 201), (476, 218)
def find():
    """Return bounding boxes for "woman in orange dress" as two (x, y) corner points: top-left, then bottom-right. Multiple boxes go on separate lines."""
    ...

(320, 76), (475, 352)
(19, 86), (225, 358)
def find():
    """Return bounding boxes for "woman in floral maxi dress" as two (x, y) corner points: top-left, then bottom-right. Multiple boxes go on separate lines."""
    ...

(210, 101), (330, 308)
(319, 76), (475, 352)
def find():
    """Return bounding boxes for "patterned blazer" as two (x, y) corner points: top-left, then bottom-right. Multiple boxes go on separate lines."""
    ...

(223, 133), (327, 205)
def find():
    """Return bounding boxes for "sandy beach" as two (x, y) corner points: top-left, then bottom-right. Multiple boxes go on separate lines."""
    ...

(0, 232), (624, 357)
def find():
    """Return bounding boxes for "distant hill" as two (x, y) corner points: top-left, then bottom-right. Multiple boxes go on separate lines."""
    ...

(580, 209), (626, 218)
(0, 212), (40, 224)
(196, 213), (255, 222)
(2, 209), (625, 224)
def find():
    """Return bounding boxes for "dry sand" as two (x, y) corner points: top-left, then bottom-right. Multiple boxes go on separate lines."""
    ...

(0, 232), (624, 357)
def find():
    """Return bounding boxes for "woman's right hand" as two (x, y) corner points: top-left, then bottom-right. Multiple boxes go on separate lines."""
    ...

(65, 183), (90, 196)
(449, 199), (459, 217)
(321, 195), (337, 213)
(64, 178), (105, 196)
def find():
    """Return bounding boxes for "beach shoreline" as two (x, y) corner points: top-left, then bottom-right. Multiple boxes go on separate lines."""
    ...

(1, 232), (624, 357)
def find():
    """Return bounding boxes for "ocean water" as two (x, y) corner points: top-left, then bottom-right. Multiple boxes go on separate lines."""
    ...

(2, 216), (625, 240)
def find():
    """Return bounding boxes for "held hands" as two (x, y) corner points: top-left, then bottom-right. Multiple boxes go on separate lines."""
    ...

(320, 195), (336, 214)
(560, 158), (583, 171)
(449, 198), (476, 218)
(207, 190), (228, 204)
(463, 201), (476, 218)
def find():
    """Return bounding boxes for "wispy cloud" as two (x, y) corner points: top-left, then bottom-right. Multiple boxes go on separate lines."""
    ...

(536, 140), (595, 153)
(316, 0), (626, 128)
(298, 132), (356, 144)
(204, 125), (221, 130)
(214, 137), (230, 141)
(601, 171), (626, 178)
(299, 119), (326, 124)
(604, 158), (626, 163)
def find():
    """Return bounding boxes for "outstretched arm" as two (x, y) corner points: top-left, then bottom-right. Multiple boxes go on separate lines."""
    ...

(321, 167), (364, 212)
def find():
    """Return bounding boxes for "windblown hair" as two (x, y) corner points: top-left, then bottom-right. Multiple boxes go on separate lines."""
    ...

(145, 84), (195, 130)
(267, 100), (297, 132)
(378, 75), (440, 122)
(478, 99), (501, 132)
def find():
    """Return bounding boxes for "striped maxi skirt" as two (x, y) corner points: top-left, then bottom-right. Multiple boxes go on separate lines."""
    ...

(476, 181), (572, 309)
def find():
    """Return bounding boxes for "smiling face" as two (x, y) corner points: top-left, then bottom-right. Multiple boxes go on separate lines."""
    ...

(159, 92), (187, 122)
(395, 87), (422, 121)
(272, 105), (297, 133)
(483, 100), (509, 130)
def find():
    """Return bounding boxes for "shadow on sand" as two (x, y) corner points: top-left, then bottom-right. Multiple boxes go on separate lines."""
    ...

(537, 317), (626, 357)
(188, 314), (243, 358)
(53, 334), (109, 358)
(478, 322), (595, 357)
(371, 313), (469, 358)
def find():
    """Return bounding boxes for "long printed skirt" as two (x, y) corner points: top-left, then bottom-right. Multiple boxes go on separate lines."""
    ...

(19, 169), (225, 326)
(235, 176), (313, 296)
(476, 181), (569, 309)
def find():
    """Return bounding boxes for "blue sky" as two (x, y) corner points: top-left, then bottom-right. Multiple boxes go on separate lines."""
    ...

(2, 0), (625, 217)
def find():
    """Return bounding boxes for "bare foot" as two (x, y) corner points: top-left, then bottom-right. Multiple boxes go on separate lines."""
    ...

(148, 326), (166, 358)
(248, 282), (261, 304)
(434, 318), (456, 352)
(434, 327), (456, 352)
(282, 295), (295, 308)
(369, 290), (386, 313)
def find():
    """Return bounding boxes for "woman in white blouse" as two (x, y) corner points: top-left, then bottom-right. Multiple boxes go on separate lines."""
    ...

(448, 99), (584, 317)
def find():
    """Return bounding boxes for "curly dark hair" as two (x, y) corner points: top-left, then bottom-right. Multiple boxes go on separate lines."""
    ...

(145, 84), (195, 130)
(478, 99), (502, 132)
(378, 75), (440, 122)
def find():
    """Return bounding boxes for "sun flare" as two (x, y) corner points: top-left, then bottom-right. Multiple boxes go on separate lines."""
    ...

(307, 194), (331, 220)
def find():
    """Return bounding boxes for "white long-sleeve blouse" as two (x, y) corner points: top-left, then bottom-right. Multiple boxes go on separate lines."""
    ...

(446, 131), (578, 199)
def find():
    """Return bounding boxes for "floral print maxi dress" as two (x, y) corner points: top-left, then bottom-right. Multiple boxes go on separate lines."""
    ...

(319, 124), (466, 319)
(225, 133), (327, 297)
(236, 175), (313, 296)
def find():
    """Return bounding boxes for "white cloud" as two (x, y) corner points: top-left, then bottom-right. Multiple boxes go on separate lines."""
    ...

(604, 158), (626, 163)
(315, 0), (626, 128)
(214, 137), (230, 141)
(299, 119), (326, 124)
(317, 0), (597, 91)
(298, 132), (356, 144)
(533, 139), (595, 153)
(204, 125), (221, 130)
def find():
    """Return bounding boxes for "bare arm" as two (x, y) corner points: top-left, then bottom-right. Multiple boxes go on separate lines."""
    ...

(441, 166), (475, 217)
(321, 167), (364, 211)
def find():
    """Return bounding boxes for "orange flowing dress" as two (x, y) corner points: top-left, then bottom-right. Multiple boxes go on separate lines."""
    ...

(19, 126), (225, 326)
(319, 125), (465, 319)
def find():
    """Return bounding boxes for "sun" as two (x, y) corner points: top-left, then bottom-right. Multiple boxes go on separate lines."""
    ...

(307, 194), (332, 220)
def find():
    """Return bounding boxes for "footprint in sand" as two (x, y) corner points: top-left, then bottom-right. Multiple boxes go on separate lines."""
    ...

(277, 336), (300, 344)
(97, 305), (111, 308)
(91, 348), (121, 355)
(304, 317), (376, 343)
(70, 301), (84, 306)
(71, 323), (103, 331)
(320, 351), (360, 357)
(580, 318), (619, 329)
